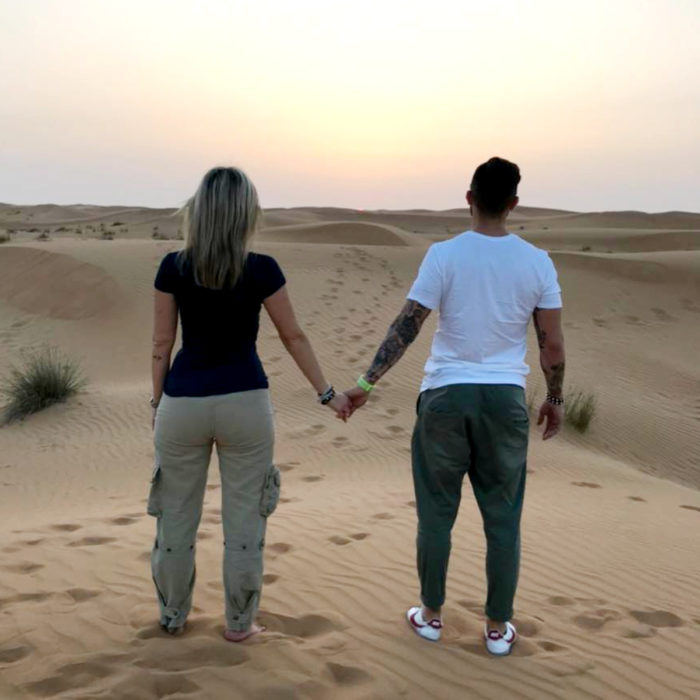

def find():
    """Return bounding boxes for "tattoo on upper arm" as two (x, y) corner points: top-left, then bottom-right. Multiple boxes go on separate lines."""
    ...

(365, 300), (431, 384)
(533, 309), (547, 350)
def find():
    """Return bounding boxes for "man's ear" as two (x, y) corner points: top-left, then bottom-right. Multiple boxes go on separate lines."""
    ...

(508, 195), (519, 211)
(466, 190), (474, 206)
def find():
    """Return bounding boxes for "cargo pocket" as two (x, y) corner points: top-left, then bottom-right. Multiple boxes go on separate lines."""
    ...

(259, 465), (281, 518)
(147, 464), (163, 517)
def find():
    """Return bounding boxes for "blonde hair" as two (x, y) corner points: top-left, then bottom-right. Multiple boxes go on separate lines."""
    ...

(179, 167), (260, 289)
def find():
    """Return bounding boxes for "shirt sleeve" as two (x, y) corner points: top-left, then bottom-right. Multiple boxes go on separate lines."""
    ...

(537, 254), (562, 309)
(407, 245), (442, 310)
(257, 255), (286, 301)
(154, 253), (179, 294)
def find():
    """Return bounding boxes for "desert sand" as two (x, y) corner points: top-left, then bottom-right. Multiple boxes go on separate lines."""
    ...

(1, 203), (699, 699)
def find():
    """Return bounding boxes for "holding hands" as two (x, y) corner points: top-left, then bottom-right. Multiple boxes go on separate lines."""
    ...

(321, 376), (374, 421)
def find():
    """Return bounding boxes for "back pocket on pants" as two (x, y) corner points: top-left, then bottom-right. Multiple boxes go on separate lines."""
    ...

(259, 465), (281, 518)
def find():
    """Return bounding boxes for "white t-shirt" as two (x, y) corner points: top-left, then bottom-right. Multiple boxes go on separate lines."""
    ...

(407, 231), (562, 391)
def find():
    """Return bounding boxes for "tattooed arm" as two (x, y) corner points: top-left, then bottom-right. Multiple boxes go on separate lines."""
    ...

(532, 307), (565, 397)
(532, 307), (566, 439)
(364, 300), (432, 384)
(152, 290), (178, 411)
(344, 300), (431, 411)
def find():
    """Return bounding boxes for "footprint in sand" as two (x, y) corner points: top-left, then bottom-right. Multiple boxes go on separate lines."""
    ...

(109, 516), (138, 526)
(329, 536), (351, 546)
(302, 475), (324, 483)
(628, 496), (646, 502)
(572, 608), (623, 631)
(277, 462), (299, 473)
(371, 512), (394, 521)
(680, 505), (700, 512)
(290, 424), (326, 440)
(206, 484), (220, 491)
(629, 610), (684, 628)
(5, 562), (44, 574)
(51, 523), (82, 532)
(571, 481), (601, 489)
(263, 574), (279, 584)
(268, 542), (292, 555)
(350, 532), (369, 541)
(547, 595), (575, 606)
(326, 662), (372, 687)
(651, 308), (675, 321)
(66, 588), (101, 603)
(68, 536), (117, 547)
(0, 645), (32, 663)
(258, 611), (345, 639)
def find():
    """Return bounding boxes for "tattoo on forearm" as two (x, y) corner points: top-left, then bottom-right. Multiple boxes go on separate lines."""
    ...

(365, 300), (431, 384)
(152, 353), (164, 361)
(533, 310), (547, 350)
(545, 361), (565, 397)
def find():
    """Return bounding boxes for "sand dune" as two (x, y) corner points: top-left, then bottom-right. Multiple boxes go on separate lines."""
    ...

(258, 221), (410, 246)
(0, 247), (123, 320)
(1, 207), (699, 698)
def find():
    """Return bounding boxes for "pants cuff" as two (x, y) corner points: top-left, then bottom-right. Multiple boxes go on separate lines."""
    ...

(226, 616), (253, 632)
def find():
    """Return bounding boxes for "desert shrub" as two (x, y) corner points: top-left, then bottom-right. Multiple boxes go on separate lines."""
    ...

(580, 245), (592, 252)
(112, 221), (124, 226)
(36, 231), (50, 241)
(0, 231), (9, 244)
(101, 230), (115, 240)
(1, 347), (86, 423)
(519, 225), (525, 230)
(54, 226), (68, 232)
(565, 389), (596, 433)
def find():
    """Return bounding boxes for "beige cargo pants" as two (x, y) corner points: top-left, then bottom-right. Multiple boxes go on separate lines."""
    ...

(147, 389), (280, 632)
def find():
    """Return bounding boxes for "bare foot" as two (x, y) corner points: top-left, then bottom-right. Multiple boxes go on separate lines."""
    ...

(223, 623), (266, 642)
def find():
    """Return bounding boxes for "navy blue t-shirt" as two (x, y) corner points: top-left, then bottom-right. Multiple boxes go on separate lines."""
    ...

(154, 251), (286, 397)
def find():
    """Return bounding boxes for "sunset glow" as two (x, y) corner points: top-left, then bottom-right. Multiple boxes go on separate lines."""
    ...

(1, 0), (698, 211)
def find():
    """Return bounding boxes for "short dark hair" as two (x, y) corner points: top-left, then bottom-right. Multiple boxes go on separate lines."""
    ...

(470, 157), (521, 216)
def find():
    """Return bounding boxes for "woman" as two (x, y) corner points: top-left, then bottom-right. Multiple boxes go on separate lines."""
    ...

(147, 166), (350, 642)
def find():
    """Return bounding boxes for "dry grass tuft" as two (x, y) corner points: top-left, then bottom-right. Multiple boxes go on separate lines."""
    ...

(2, 347), (86, 424)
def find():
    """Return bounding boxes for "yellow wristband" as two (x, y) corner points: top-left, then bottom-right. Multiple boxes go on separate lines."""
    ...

(357, 375), (375, 392)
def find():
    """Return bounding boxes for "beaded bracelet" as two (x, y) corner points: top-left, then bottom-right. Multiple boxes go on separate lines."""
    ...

(318, 385), (336, 405)
(546, 393), (564, 406)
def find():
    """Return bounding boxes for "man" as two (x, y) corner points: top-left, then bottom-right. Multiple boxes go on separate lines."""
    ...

(345, 157), (565, 655)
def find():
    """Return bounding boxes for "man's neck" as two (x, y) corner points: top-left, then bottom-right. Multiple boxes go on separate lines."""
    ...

(471, 213), (509, 237)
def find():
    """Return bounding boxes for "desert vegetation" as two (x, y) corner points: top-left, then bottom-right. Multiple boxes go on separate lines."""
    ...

(1, 347), (86, 423)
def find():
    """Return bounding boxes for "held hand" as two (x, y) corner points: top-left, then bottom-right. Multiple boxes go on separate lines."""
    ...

(344, 386), (371, 414)
(327, 393), (352, 422)
(537, 402), (563, 440)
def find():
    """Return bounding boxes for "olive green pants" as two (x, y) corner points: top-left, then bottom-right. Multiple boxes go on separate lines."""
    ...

(147, 389), (280, 632)
(412, 384), (529, 622)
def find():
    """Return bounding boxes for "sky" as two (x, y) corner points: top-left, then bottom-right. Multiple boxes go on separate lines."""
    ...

(1, 0), (699, 212)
